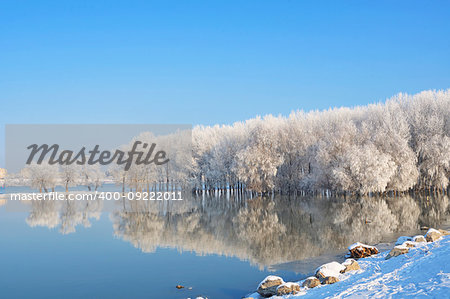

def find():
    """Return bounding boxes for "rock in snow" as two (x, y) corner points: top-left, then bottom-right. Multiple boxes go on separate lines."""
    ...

(412, 235), (426, 243)
(322, 276), (340, 284)
(315, 261), (345, 282)
(257, 275), (284, 297)
(341, 259), (361, 273)
(426, 228), (443, 242)
(276, 282), (300, 295)
(301, 277), (321, 289)
(347, 242), (379, 258)
(385, 245), (409, 260)
(402, 241), (416, 248)
(439, 229), (450, 236)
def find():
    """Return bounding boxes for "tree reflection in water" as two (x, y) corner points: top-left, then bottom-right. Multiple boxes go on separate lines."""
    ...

(25, 194), (449, 270)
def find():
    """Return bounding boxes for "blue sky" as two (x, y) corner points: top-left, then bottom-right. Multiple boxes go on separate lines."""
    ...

(1, 1), (450, 166)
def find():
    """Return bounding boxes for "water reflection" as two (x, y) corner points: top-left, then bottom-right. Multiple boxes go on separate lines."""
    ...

(26, 199), (103, 234)
(21, 194), (450, 270)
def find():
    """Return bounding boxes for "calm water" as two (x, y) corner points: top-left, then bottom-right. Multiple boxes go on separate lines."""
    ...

(0, 186), (449, 298)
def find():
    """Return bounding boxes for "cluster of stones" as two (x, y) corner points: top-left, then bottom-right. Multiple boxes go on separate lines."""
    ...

(252, 276), (293, 297)
(252, 258), (361, 298)
(248, 227), (449, 298)
(385, 228), (449, 260)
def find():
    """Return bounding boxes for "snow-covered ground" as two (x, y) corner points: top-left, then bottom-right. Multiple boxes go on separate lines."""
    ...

(248, 235), (450, 298)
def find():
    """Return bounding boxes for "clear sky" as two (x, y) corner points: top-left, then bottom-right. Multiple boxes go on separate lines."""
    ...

(1, 1), (449, 166)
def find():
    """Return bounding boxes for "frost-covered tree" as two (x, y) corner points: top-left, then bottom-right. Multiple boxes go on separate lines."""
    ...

(235, 116), (284, 193)
(60, 164), (80, 192)
(108, 129), (193, 192)
(21, 162), (59, 192)
(80, 165), (105, 191)
(403, 90), (450, 190)
(365, 100), (418, 191)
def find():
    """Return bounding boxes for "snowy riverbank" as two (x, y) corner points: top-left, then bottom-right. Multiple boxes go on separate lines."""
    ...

(245, 230), (450, 298)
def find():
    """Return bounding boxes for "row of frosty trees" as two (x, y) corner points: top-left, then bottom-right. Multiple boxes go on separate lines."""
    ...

(193, 90), (450, 195)
(17, 90), (449, 195)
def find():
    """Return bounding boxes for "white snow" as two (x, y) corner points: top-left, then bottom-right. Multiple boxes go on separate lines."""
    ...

(426, 228), (442, 235)
(315, 261), (345, 278)
(247, 235), (450, 298)
(279, 282), (298, 288)
(257, 275), (285, 289)
(347, 242), (376, 251)
(341, 258), (356, 266)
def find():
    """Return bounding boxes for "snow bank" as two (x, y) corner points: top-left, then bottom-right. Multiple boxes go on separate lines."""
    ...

(258, 235), (450, 298)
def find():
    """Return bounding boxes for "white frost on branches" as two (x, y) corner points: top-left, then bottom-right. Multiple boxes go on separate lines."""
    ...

(192, 90), (450, 194)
